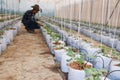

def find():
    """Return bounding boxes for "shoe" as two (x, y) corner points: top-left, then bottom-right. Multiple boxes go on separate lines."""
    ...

(28, 29), (36, 34)
(25, 27), (30, 32)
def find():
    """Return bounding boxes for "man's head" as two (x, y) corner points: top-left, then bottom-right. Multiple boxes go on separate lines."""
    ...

(32, 4), (42, 14)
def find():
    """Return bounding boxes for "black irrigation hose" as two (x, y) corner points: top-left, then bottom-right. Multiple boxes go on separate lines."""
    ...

(95, 56), (105, 68)
(79, 48), (101, 63)
(104, 70), (120, 80)
(107, 59), (112, 72)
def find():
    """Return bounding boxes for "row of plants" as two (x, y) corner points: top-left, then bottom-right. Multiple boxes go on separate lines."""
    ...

(51, 18), (120, 40)
(41, 19), (120, 80)
(50, 17), (120, 39)
(0, 17), (21, 54)
(49, 18), (120, 59)
(43, 17), (120, 61)
(0, 17), (21, 29)
(52, 17), (120, 35)
(47, 17), (120, 52)
(0, 14), (19, 22)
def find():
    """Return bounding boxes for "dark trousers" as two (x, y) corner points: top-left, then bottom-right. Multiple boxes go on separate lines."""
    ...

(23, 22), (40, 30)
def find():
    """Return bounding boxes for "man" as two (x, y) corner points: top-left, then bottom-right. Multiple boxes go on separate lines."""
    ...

(22, 4), (42, 33)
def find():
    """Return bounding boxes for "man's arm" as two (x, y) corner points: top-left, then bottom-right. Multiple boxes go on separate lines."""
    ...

(37, 21), (44, 27)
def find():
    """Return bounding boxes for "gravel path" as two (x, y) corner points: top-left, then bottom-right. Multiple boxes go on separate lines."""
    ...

(0, 26), (63, 80)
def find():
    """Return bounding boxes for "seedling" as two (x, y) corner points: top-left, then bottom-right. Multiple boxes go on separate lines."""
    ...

(85, 68), (107, 80)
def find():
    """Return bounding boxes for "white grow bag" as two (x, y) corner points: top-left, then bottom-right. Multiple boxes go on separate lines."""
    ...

(12, 26), (18, 36)
(68, 66), (85, 80)
(72, 38), (82, 49)
(109, 66), (120, 80)
(107, 38), (117, 48)
(94, 54), (112, 70)
(68, 62), (92, 80)
(91, 33), (101, 41)
(79, 42), (91, 50)
(85, 47), (101, 56)
(5, 30), (14, 41)
(16, 21), (21, 32)
(2, 35), (11, 45)
(116, 41), (120, 52)
(61, 52), (71, 73)
(54, 49), (66, 62)
(101, 36), (109, 46)
(0, 37), (7, 51)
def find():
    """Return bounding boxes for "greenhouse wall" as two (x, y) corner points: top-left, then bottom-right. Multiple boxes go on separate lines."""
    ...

(55, 0), (120, 27)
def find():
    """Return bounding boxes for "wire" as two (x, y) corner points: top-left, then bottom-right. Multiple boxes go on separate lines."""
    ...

(100, 0), (105, 48)
(89, 0), (93, 43)
(112, 2), (120, 49)
(105, 0), (110, 25)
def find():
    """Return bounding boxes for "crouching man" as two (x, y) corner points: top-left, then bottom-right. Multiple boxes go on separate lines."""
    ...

(22, 4), (42, 33)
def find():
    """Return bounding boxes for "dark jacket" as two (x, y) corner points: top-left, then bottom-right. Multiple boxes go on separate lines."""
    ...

(22, 10), (40, 29)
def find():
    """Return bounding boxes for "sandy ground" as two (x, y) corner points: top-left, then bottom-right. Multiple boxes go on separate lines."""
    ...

(0, 26), (63, 80)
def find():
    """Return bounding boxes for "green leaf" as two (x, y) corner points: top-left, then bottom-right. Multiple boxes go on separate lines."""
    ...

(86, 78), (91, 80)
(66, 58), (72, 62)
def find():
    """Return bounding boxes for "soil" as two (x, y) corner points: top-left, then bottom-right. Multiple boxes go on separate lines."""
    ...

(54, 47), (64, 50)
(53, 42), (61, 45)
(69, 61), (92, 70)
(0, 25), (63, 80)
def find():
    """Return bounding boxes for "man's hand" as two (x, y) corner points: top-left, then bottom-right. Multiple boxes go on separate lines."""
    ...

(37, 22), (44, 27)
(38, 23), (43, 26)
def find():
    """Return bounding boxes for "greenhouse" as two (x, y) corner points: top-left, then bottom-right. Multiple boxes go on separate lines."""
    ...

(0, 0), (120, 80)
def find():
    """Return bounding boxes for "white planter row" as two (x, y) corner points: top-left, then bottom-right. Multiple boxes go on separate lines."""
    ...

(0, 17), (21, 29)
(0, 21), (21, 55)
(43, 21), (102, 58)
(50, 18), (120, 52)
(41, 27), (72, 74)
(41, 24), (72, 73)
(65, 20), (120, 36)
(43, 20), (120, 80)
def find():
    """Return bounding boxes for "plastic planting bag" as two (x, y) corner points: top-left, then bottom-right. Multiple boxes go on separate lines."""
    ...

(61, 52), (71, 73)
(79, 42), (91, 50)
(81, 29), (91, 37)
(61, 31), (68, 41)
(0, 23), (4, 29)
(54, 49), (66, 62)
(116, 41), (120, 52)
(85, 47), (101, 56)
(100, 36), (109, 46)
(109, 66), (120, 80)
(91, 33), (101, 41)
(94, 54), (112, 70)
(2, 35), (11, 45)
(0, 37), (7, 51)
(66, 36), (74, 45)
(5, 30), (14, 41)
(72, 39), (82, 49)
(68, 65), (86, 80)
(107, 38), (117, 48)
(12, 26), (18, 36)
